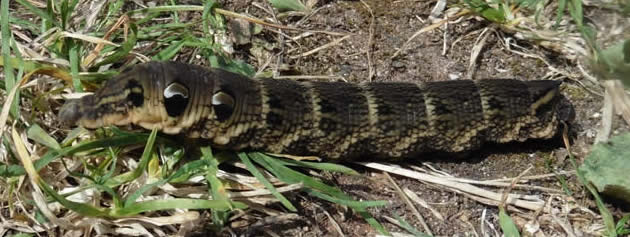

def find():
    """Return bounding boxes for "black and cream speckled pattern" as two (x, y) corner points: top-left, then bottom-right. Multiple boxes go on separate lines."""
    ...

(59, 61), (567, 160)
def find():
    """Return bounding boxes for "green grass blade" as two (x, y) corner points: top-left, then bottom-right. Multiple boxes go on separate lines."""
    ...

(624, 40), (630, 64)
(45, 0), (55, 30)
(104, 128), (159, 186)
(571, 155), (617, 236)
(202, 147), (231, 227)
(9, 15), (40, 33)
(305, 189), (387, 208)
(94, 183), (123, 208)
(273, 157), (359, 175)
(555, 0), (567, 27)
(545, 156), (572, 196)
(499, 206), (521, 237)
(120, 154), (163, 207)
(0, 56), (53, 73)
(268, 0), (308, 12)
(103, 0), (125, 28)
(7, 39), (24, 118)
(0, 130), (156, 177)
(596, 40), (630, 86)
(169, 0), (180, 22)
(617, 214), (630, 235)
(153, 39), (186, 61)
(60, 0), (70, 29)
(202, 0), (219, 39)
(587, 181), (618, 237)
(9, 232), (34, 237)
(463, 0), (506, 23)
(114, 198), (246, 217)
(77, 70), (119, 84)
(15, 0), (58, 28)
(569, 0), (583, 27)
(237, 152), (297, 212)
(123, 159), (208, 207)
(393, 214), (431, 237)
(60, 0), (80, 30)
(39, 179), (109, 217)
(170, 159), (208, 182)
(127, 5), (204, 16)
(1, 0), (17, 118)
(27, 124), (61, 150)
(252, 153), (347, 197)
(92, 24), (138, 69)
(208, 55), (256, 77)
(69, 40), (82, 92)
(137, 23), (193, 39)
(100, 148), (120, 182)
(9, 35), (24, 117)
(60, 127), (87, 146)
(251, 153), (389, 235)
(134, 12), (161, 25)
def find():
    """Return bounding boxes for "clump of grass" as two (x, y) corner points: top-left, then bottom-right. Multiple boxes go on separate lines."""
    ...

(1, 1), (390, 236)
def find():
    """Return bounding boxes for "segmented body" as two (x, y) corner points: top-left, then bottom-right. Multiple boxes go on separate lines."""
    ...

(59, 62), (564, 160)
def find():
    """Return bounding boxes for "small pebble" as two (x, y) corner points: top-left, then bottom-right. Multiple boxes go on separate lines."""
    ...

(392, 61), (405, 68)
(448, 73), (461, 80)
(592, 112), (601, 118)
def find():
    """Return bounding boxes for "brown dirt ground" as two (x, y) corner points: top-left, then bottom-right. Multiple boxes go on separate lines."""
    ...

(188, 0), (629, 236)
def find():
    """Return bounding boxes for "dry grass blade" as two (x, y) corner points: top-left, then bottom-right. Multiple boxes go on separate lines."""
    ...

(429, 0), (447, 21)
(12, 126), (75, 229)
(82, 0), (108, 29)
(430, 173), (566, 193)
(359, 0), (375, 81)
(274, 75), (344, 81)
(214, 8), (347, 36)
(228, 183), (303, 198)
(606, 80), (630, 126)
(290, 35), (351, 59)
(0, 75), (28, 144)
(82, 14), (130, 67)
(319, 206), (345, 237)
(61, 31), (119, 46)
(264, 229), (282, 237)
(248, 213), (303, 229)
(379, 232), (416, 237)
(500, 165), (533, 209)
(361, 162), (544, 211)
(595, 80), (614, 143)
(402, 188), (444, 221)
(484, 171), (576, 183)
(551, 208), (578, 237)
(466, 27), (493, 79)
(384, 172), (432, 235)
(265, 153), (320, 161)
(112, 211), (200, 226)
(11, 125), (39, 193)
(391, 10), (470, 59)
